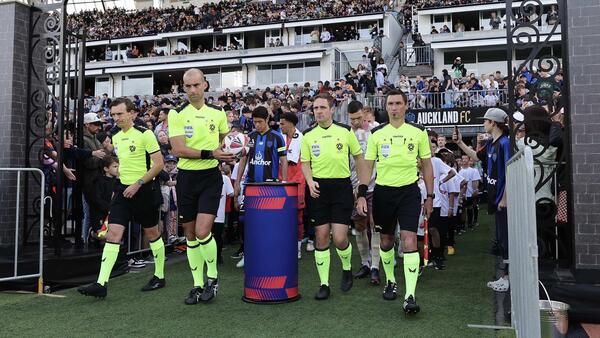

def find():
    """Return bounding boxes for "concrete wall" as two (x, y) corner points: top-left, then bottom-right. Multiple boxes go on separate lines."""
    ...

(567, 0), (600, 270)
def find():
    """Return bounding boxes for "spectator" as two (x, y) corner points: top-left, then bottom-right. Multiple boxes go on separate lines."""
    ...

(451, 57), (466, 78)
(546, 5), (559, 25)
(154, 108), (169, 136)
(320, 27), (331, 42)
(81, 112), (106, 243)
(310, 27), (320, 43)
(431, 26), (439, 34)
(489, 12), (501, 29)
(105, 47), (113, 61)
(483, 90), (499, 107)
(454, 19), (465, 32)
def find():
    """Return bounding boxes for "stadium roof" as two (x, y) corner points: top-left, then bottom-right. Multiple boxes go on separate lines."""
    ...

(66, 0), (136, 14)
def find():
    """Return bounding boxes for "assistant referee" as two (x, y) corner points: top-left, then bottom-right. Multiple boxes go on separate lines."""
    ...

(78, 97), (165, 298)
(169, 68), (234, 305)
(357, 89), (434, 315)
(301, 93), (366, 300)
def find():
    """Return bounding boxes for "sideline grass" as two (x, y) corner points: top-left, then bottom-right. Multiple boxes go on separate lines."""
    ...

(1, 215), (498, 337)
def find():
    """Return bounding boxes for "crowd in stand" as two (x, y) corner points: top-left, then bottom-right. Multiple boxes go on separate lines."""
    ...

(408, 0), (501, 9)
(68, 0), (391, 41)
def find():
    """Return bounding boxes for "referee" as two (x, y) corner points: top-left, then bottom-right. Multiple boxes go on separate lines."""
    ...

(78, 97), (165, 298)
(357, 89), (434, 314)
(301, 93), (366, 300)
(169, 68), (234, 305)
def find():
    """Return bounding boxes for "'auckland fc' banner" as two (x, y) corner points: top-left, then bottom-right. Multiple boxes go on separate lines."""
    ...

(405, 107), (490, 127)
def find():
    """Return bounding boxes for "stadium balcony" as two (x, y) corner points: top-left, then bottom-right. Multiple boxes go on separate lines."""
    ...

(77, 11), (408, 95)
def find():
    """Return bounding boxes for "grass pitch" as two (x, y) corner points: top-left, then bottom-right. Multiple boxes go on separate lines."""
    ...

(1, 214), (499, 337)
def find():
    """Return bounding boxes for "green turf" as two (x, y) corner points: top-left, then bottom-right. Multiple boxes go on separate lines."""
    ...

(1, 214), (504, 337)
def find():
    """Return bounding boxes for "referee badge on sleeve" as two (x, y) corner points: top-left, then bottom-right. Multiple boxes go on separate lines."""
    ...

(381, 144), (390, 158)
(311, 143), (320, 157)
(184, 125), (194, 138)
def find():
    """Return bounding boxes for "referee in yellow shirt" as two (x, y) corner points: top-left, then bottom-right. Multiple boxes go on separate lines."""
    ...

(357, 89), (434, 315)
(78, 97), (165, 298)
(169, 68), (234, 304)
(301, 93), (366, 300)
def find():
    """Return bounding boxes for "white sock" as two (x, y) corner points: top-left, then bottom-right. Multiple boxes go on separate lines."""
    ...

(297, 241), (302, 252)
(370, 231), (381, 269)
(355, 230), (371, 267)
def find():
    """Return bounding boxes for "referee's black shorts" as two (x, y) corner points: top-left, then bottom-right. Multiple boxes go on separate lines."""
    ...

(109, 182), (159, 228)
(306, 178), (353, 226)
(373, 182), (421, 235)
(176, 167), (223, 223)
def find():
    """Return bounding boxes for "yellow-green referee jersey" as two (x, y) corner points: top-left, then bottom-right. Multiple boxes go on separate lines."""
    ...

(168, 102), (229, 170)
(365, 122), (431, 187)
(112, 125), (160, 185)
(301, 121), (362, 179)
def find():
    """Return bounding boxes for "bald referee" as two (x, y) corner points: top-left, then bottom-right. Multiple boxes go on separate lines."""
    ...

(169, 68), (234, 304)
(357, 89), (434, 315)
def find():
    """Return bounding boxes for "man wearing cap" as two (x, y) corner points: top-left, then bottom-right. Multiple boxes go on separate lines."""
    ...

(454, 107), (511, 292)
(82, 112), (106, 244)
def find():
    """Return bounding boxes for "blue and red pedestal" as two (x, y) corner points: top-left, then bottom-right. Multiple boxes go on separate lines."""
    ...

(242, 182), (300, 304)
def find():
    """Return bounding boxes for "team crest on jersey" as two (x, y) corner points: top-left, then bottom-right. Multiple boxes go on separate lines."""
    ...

(267, 141), (273, 148)
(407, 143), (415, 152)
(129, 144), (136, 152)
(381, 144), (390, 157)
(209, 123), (216, 133)
(184, 125), (194, 138)
(311, 143), (320, 157)
(336, 143), (343, 151)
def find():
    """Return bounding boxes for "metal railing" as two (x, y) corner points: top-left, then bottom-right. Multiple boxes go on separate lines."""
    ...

(0, 168), (45, 294)
(361, 88), (509, 110)
(506, 146), (541, 338)
(400, 45), (432, 67)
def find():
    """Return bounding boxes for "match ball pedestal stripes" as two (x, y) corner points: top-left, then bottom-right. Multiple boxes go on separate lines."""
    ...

(242, 182), (300, 304)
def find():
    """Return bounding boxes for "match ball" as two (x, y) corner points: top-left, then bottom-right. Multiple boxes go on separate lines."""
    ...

(223, 132), (249, 159)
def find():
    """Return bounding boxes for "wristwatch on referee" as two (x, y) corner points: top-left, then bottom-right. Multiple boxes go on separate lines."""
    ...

(426, 193), (435, 199)
(136, 179), (145, 187)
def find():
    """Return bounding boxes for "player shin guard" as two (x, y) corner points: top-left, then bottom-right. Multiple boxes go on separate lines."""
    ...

(336, 243), (352, 271)
(97, 242), (120, 286)
(355, 230), (370, 267)
(403, 251), (420, 299)
(371, 232), (381, 269)
(380, 247), (396, 283)
(199, 234), (218, 279)
(186, 239), (204, 288)
(149, 237), (165, 279)
(314, 247), (331, 286)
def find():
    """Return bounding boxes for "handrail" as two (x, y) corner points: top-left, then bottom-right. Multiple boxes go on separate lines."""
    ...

(0, 168), (46, 295)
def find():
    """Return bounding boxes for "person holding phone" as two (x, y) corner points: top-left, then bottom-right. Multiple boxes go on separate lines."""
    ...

(453, 108), (511, 292)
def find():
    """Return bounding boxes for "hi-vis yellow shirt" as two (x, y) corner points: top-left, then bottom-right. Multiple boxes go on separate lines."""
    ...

(168, 102), (229, 170)
(301, 121), (362, 179)
(365, 122), (431, 187)
(112, 125), (160, 185)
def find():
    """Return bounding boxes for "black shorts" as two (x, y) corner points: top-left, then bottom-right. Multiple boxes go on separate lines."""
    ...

(306, 178), (353, 226)
(109, 182), (159, 228)
(176, 168), (223, 223)
(428, 207), (448, 234)
(372, 183), (421, 235)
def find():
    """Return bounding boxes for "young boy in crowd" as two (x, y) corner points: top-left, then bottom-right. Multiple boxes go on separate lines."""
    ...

(89, 155), (119, 240)
(158, 155), (179, 244)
